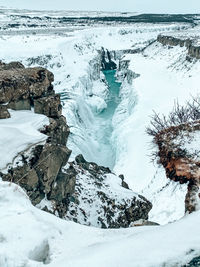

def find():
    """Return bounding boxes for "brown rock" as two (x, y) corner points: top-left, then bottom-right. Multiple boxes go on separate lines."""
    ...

(34, 94), (62, 118)
(0, 66), (54, 104)
(34, 143), (71, 195)
(41, 116), (70, 145)
(0, 105), (10, 119)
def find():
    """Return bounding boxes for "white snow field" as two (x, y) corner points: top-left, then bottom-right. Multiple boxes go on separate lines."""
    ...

(0, 181), (200, 267)
(0, 110), (49, 171)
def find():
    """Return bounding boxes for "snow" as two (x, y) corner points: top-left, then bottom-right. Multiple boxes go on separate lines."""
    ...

(0, 10), (200, 233)
(0, 110), (49, 171)
(112, 41), (200, 224)
(65, 164), (142, 227)
(1, 181), (200, 267)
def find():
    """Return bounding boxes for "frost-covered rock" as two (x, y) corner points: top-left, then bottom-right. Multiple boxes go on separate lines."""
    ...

(62, 154), (152, 228)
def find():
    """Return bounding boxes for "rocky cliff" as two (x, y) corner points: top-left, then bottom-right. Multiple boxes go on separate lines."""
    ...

(157, 34), (200, 60)
(0, 61), (152, 228)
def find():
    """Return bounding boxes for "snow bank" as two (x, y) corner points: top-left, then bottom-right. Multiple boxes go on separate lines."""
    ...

(112, 42), (200, 223)
(0, 110), (49, 171)
(0, 181), (200, 267)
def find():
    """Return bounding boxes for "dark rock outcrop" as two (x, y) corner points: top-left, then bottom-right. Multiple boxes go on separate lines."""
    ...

(101, 47), (117, 70)
(0, 61), (152, 228)
(34, 94), (62, 118)
(62, 155), (152, 228)
(0, 62), (54, 113)
(0, 61), (74, 216)
(157, 34), (200, 60)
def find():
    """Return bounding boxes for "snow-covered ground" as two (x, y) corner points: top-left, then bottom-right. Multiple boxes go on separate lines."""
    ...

(1, 181), (200, 267)
(112, 42), (200, 224)
(0, 110), (48, 171)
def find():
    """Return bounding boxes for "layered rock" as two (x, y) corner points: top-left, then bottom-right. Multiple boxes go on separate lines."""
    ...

(0, 61), (73, 215)
(157, 34), (200, 60)
(0, 61), (54, 112)
(153, 122), (200, 213)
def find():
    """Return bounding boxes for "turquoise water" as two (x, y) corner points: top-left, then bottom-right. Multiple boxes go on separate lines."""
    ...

(99, 70), (121, 119)
(95, 70), (121, 169)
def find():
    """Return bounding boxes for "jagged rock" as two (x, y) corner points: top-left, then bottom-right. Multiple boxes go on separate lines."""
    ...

(154, 122), (200, 213)
(0, 66), (54, 105)
(40, 116), (70, 146)
(34, 94), (62, 118)
(157, 34), (200, 60)
(33, 143), (71, 195)
(1, 143), (72, 207)
(101, 47), (117, 70)
(0, 61), (25, 70)
(60, 155), (152, 228)
(0, 105), (10, 119)
(119, 174), (129, 189)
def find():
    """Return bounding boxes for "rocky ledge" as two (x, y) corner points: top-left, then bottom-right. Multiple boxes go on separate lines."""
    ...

(0, 61), (152, 228)
(157, 34), (200, 60)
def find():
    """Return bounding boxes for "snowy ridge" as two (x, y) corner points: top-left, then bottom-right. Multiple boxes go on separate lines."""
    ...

(1, 181), (200, 267)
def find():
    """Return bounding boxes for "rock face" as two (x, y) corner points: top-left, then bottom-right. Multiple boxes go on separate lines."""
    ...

(61, 155), (152, 228)
(0, 61), (73, 215)
(34, 94), (62, 118)
(0, 61), (54, 112)
(0, 61), (153, 228)
(100, 47), (117, 70)
(153, 122), (200, 213)
(157, 34), (200, 60)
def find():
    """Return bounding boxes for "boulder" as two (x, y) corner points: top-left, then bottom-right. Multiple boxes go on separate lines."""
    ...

(7, 99), (31, 110)
(40, 116), (70, 146)
(33, 143), (71, 195)
(34, 94), (62, 118)
(0, 66), (54, 104)
(0, 61), (25, 70)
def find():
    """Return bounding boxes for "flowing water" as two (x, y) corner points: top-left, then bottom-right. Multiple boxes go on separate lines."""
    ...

(95, 70), (121, 169)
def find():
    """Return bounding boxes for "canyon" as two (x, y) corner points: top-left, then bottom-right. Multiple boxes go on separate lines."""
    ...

(1, 9), (200, 267)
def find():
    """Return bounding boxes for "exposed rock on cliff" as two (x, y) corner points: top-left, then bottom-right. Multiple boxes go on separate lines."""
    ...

(157, 34), (200, 60)
(100, 47), (117, 70)
(62, 155), (152, 228)
(0, 105), (10, 119)
(0, 61), (152, 228)
(0, 61), (54, 112)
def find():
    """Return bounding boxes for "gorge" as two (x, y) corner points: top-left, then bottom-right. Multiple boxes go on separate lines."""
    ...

(1, 9), (200, 267)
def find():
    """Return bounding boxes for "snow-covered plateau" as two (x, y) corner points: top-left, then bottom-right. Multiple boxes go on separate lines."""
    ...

(1, 9), (200, 267)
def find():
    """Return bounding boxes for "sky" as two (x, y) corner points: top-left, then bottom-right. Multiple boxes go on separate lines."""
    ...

(1, 0), (200, 13)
